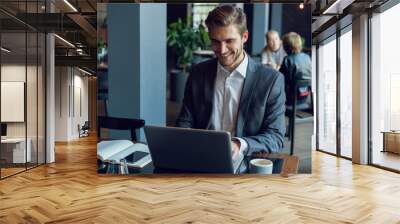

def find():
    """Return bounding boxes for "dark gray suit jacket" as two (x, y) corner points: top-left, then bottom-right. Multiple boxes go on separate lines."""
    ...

(176, 57), (286, 155)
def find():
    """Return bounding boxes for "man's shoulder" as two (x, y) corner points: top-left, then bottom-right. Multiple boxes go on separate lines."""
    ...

(251, 58), (282, 80)
(190, 58), (218, 73)
(248, 58), (284, 91)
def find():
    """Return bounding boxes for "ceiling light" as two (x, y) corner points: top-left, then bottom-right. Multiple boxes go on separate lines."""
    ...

(1, 47), (11, 53)
(76, 48), (83, 52)
(78, 67), (93, 76)
(41, 5), (46, 11)
(299, 3), (304, 10)
(54, 34), (75, 48)
(63, 0), (78, 12)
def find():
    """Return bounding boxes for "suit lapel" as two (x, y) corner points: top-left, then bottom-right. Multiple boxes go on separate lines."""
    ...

(236, 57), (259, 137)
(204, 59), (218, 129)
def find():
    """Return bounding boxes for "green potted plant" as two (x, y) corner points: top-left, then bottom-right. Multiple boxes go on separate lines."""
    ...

(192, 22), (212, 65)
(167, 18), (210, 102)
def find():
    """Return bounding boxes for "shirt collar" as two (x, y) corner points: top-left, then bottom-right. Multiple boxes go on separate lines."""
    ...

(217, 52), (248, 78)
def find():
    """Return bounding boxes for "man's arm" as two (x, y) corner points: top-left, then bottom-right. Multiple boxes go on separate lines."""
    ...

(175, 71), (195, 128)
(242, 73), (286, 155)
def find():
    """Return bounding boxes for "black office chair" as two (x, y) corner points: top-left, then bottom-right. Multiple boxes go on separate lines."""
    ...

(78, 121), (90, 138)
(286, 79), (312, 155)
(97, 116), (145, 142)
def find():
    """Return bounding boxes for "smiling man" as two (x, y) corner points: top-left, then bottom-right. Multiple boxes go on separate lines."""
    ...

(176, 5), (286, 172)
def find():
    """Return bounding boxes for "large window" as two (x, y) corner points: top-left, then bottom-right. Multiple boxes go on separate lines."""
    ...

(339, 28), (352, 158)
(370, 2), (400, 171)
(192, 3), (219, 28)
(317, 36), (337, 154)
(317, 25), (353, 159)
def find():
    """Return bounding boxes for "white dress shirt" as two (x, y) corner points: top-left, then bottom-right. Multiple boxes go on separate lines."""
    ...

(210, 53), (249, 162)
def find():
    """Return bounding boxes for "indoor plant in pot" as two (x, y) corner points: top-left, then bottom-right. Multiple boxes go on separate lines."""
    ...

(167, 18), (210, 102)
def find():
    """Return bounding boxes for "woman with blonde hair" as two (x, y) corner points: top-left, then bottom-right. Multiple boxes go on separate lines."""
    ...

(279, 32), (311, 104)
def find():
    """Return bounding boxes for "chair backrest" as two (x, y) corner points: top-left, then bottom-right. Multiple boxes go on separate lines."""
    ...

(286, 79), (312, 155)
(97, 116), (145, 141)
(287, 79), (311, 107)
(82, 121), (90, 129)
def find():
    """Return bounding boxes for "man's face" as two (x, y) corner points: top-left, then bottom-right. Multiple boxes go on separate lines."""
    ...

(267, 32), (281, 52)
(209, 25), (248, 70)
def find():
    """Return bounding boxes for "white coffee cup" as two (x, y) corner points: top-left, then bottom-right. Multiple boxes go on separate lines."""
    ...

(249, 159), (273, 174)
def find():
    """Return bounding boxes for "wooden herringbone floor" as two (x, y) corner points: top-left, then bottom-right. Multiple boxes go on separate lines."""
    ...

(1, 135), (400, 223)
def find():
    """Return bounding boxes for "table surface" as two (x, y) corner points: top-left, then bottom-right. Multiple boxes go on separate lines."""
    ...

(100, 154), (299, 175)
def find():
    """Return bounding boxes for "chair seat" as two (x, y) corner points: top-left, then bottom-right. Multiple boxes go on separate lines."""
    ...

(286, 103), (309, 111)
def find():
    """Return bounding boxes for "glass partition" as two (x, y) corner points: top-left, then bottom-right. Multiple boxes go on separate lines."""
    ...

(38, 32), (45, 165)
(27, 31), (38, 169)
(339, 28), (352, 158)
(1, 30), (28, 177)
(370, 3), (400, 171)
(0, 1), (46, 179)
(317, 36), (337, 155)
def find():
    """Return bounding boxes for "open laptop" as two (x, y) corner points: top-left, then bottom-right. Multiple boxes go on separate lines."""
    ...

(144, 126), (237, 174)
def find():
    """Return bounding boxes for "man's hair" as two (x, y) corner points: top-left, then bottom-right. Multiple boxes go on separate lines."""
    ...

(205, 5), (247, 35)
(265, 30), (280, 41)
(282, 32), (303, 54)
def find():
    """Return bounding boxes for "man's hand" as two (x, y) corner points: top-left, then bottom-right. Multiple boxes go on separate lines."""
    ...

(231, 139), (241, 159)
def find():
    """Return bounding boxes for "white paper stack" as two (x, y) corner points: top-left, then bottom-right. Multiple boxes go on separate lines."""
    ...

(97, 140), (151, 168)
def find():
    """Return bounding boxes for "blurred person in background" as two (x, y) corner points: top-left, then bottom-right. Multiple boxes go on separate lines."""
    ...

(261, 30), (287, 70)
(279, 32), (311, 106)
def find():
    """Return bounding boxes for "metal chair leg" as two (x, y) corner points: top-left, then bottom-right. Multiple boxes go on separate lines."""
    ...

(290, 93), (297, 155)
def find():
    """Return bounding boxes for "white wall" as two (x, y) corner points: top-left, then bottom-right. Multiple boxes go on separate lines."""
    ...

(1, 65), (41, 138)
(54, 67), (89, 141)
(72, 72), (89, 138)
(55, 67), (69, 141)
(1, 63), (46, 164)
(1, 82), (25, 122)
(1, 65), (26, 139)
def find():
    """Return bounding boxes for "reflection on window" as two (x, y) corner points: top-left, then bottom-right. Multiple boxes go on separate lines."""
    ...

(340, 30), (352, 158)
(371, 3), (400, 171)
(390, 75), (400, 130)
(318, 38), (337, 154)
(192, 3), (219, 28)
